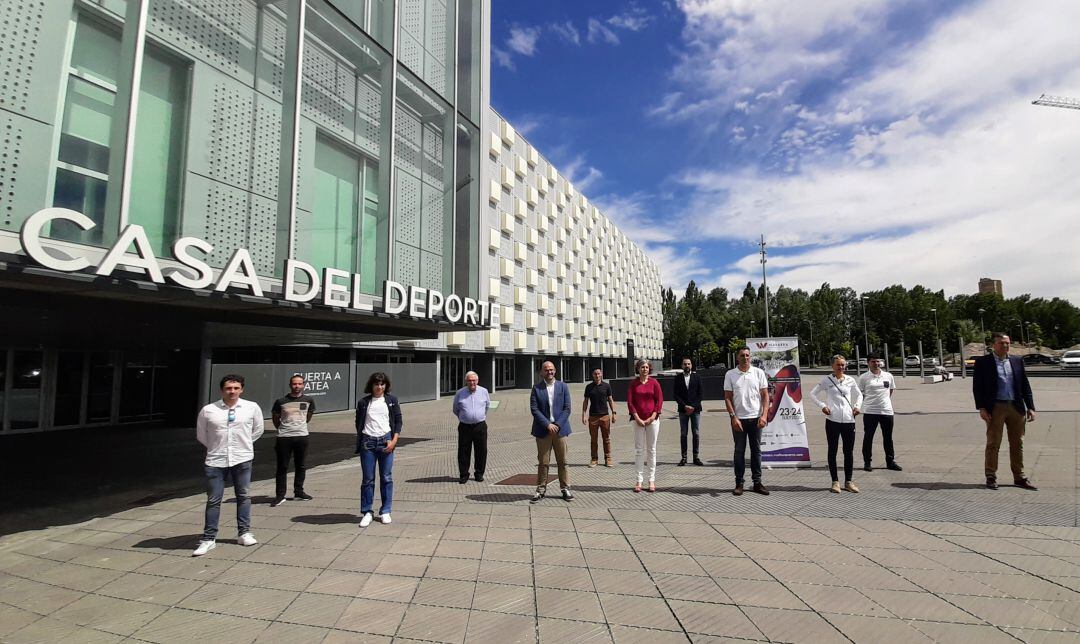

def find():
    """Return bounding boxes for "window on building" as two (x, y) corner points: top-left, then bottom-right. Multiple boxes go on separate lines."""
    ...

(496, 357), (515, 388)
(397, 0), (455, 102)
(454, 117), (479, 298)
(51, 15), (189, 253)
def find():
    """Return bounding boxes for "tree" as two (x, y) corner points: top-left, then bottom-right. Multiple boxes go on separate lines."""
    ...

(699, 341), (721, 369)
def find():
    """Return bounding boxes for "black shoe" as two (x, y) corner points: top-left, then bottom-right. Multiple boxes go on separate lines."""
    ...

(678, 457), (687, 466)
(561, 488), (574, 502)
(530, 490), (545, 503)
(693, 458), (705, 466)
(986, 478), (998, 490)
(753, 483), (770, 496)
(1014, 478), (1038, 491)
(294, 491), (313, 501)
(270, 497), (287, 507)
(733, 485), (744, 496)
(475, 476), (484, 483)
(886, 462), (903, 471)
(459, 476), (469, 484)
(863, 464), (872, 472)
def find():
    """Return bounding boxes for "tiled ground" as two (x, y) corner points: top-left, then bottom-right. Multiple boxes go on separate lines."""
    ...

(1, 376), (1078, 643)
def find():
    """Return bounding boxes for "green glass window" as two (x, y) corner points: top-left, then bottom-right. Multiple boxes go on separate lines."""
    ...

(311, 138), (360, 272)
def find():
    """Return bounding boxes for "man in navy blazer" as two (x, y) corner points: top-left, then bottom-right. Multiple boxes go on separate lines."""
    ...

(673, 357), (705, 466)
(529, 361), (573, 503)
(972, 332), (1037, 490)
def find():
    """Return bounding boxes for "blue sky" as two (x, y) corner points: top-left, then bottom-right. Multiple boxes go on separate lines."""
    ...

(489, 0), (1080, 303)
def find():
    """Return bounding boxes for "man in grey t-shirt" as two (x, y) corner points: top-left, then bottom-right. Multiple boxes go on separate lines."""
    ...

(271, 374), (316, 506)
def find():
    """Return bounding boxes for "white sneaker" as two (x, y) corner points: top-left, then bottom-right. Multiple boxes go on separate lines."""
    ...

(192, 540), (216, 557)
(238, 532), (258, 546)
(359, 512), (374, 528)
(379, 513), (392, 525)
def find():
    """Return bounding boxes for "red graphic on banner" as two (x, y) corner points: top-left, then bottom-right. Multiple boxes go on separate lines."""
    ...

(766, 364), (802, 423)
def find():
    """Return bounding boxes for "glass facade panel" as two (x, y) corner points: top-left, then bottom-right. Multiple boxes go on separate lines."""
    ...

(130, 48), (189, 255)
(10, 351), (42, 430)
(88, 352), (114, 424)
(455, 116), (479, 297)
(329, 0), (394, 51)
(54, 352), (85, 427)
(397, 0), (455, 102)
(394, 65), (454, 293)
(297, 1), (393, 294)
(456, 0), (482, 125)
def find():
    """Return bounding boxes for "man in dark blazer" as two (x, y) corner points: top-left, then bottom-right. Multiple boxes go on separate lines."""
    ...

(973, 332), (1037, 490)
(673, 357), (705, 466)
(529, 361), (573, 503)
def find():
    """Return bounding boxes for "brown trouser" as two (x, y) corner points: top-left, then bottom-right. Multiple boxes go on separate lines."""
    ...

(536, 432), (569, 491)
(588, 415), (612, 462)
(985, 402), (1026, 481)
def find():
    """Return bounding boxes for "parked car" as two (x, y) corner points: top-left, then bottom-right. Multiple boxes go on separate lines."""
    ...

(904, 355), (921, 367)
(922, 357), (940, 368)
(1062, 351), (1080, 370)
(964, 353), (984, 367)
(1022, 354), (1055, 366)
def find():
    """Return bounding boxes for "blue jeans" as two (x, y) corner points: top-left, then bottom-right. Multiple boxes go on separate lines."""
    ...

(203, 460), (252, 541)
(360, 432), (394, 515)
(733, 418), (763, 486)
(679, 411), (701, 458)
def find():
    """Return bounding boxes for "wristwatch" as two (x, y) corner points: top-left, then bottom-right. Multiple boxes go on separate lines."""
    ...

(728, 413), (736, 418)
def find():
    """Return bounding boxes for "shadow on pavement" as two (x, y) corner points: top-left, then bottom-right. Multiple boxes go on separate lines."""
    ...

(291, 513), (359, 525)
(405, 475), (460, 483)
(131, 535), (203, 551)
(892, 482), (990, 490)
(0, 425), (428, 536)
(465, 493), (534, 502)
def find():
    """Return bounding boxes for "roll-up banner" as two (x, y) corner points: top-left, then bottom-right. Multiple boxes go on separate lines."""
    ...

(747, 337), (811, 467)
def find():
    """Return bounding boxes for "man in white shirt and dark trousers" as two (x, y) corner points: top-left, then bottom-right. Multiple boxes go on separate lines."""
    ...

(193, 374), (264, 556)
(724, 347), (771, 495)
(857, 356), (901, 472)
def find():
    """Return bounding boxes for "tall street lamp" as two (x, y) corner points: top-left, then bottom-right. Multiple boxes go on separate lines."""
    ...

(978, 308), (986, 342)
(749, 319), (755, 338)
(930, 307), (939, 343)
(930, 307), (940, 364)
(860, 295), (870, 357)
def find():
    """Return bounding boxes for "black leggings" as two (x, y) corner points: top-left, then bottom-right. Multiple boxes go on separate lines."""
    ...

(826, 420), (856, 483)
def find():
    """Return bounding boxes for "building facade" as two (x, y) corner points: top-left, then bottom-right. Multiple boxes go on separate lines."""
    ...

(978, 277), (1003, 297)
(0, 0), (661, 433)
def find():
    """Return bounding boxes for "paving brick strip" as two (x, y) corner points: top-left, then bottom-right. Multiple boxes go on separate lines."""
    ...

(1, 377), (1078, 642)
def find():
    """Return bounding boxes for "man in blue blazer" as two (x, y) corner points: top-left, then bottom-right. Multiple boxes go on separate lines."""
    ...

(529, 361), (573, 503)
(973, 332), (1037, 490)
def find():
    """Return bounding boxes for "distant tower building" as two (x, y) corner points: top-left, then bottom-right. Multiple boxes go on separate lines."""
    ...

(979, 278), (1003, 297)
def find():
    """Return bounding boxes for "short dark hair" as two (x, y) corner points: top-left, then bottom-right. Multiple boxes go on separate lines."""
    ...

(991, 332), (1010, 343)
(220, 374), (244, 389)
(681, 357), (693, 363)
(867, 354), (882, 361)
(364, 371), (391, 394)
(736, 346), (750, 354)
(289, 373), (305, 383)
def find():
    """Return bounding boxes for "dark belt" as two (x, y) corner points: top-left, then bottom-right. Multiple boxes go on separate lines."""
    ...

(459, 420), (486, 428)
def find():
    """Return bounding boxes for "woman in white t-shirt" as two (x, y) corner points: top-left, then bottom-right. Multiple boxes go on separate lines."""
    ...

(809, 355), (863, 494)
(354, 372), (402, 528)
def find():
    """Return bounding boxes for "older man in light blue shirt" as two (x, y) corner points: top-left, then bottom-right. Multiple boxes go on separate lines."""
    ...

(453, 371), (490, 484)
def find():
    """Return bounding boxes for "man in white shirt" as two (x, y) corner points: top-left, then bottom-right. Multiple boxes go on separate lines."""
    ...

(723, 347), (771, 496)
(856, 356), (901, 472)
(193, 374), (265, 556)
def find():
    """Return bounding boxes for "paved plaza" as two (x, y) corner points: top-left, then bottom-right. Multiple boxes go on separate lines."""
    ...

(1, 376), (1079, 643)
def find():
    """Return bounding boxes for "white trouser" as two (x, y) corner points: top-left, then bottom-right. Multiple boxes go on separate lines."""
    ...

(634, 420), (660, 484)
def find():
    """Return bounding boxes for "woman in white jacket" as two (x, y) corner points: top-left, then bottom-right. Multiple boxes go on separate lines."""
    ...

(809, 355), (864, 493)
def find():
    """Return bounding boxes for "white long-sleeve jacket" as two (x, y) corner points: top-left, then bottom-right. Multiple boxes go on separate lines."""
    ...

(809, 374), (863, 423)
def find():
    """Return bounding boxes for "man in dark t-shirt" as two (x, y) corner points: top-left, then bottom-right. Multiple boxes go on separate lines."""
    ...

(582, 368), (616, 467)
(270, 374), (316, 507)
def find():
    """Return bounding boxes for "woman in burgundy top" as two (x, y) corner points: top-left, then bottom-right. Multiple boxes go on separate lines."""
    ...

(627, 359), (664, 492)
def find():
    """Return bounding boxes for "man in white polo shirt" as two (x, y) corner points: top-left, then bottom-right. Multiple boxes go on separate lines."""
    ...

(856, 355), (901, 472)
(193, 374), (265, 556)
(724, 347), (771, 496)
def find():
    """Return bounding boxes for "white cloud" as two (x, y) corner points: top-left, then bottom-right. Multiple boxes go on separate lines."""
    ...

(670, 0), (1080, 302)
(560, 155), (604, 194)
(608, 6), (655, 32)
(506, 26), (541, 56)
(587, 18), (620, 45)
(492, 46), (514, 70)
(549, 21), (581, 45)
(640, 244), (714, 290)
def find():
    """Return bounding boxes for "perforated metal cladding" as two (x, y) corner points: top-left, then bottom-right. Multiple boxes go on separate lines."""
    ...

(395, 106), (422, 174)
(394, 242), (420, 285)
(257, 6), (285, 97)
(356, 77), (382, 157)
(0, 0), (43, 114)
(208, 82), (255, 190)
(423, 0), (447, 95)
(204, 182), (276, 274)
(250, 97), (283, 198)
(148, 0), (257, 83)
(419, 249), (441, 291)
(419, 184), (444, 253)
(398, 31), (423, 77)
(301, 40), (352, 140)
(394, 172), (421, 247)
(421, 122), (445, 183)
(0, 115), (24, 227)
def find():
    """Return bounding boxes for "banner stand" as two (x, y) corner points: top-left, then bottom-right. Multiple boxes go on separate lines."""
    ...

(747, 337), (811, 468)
